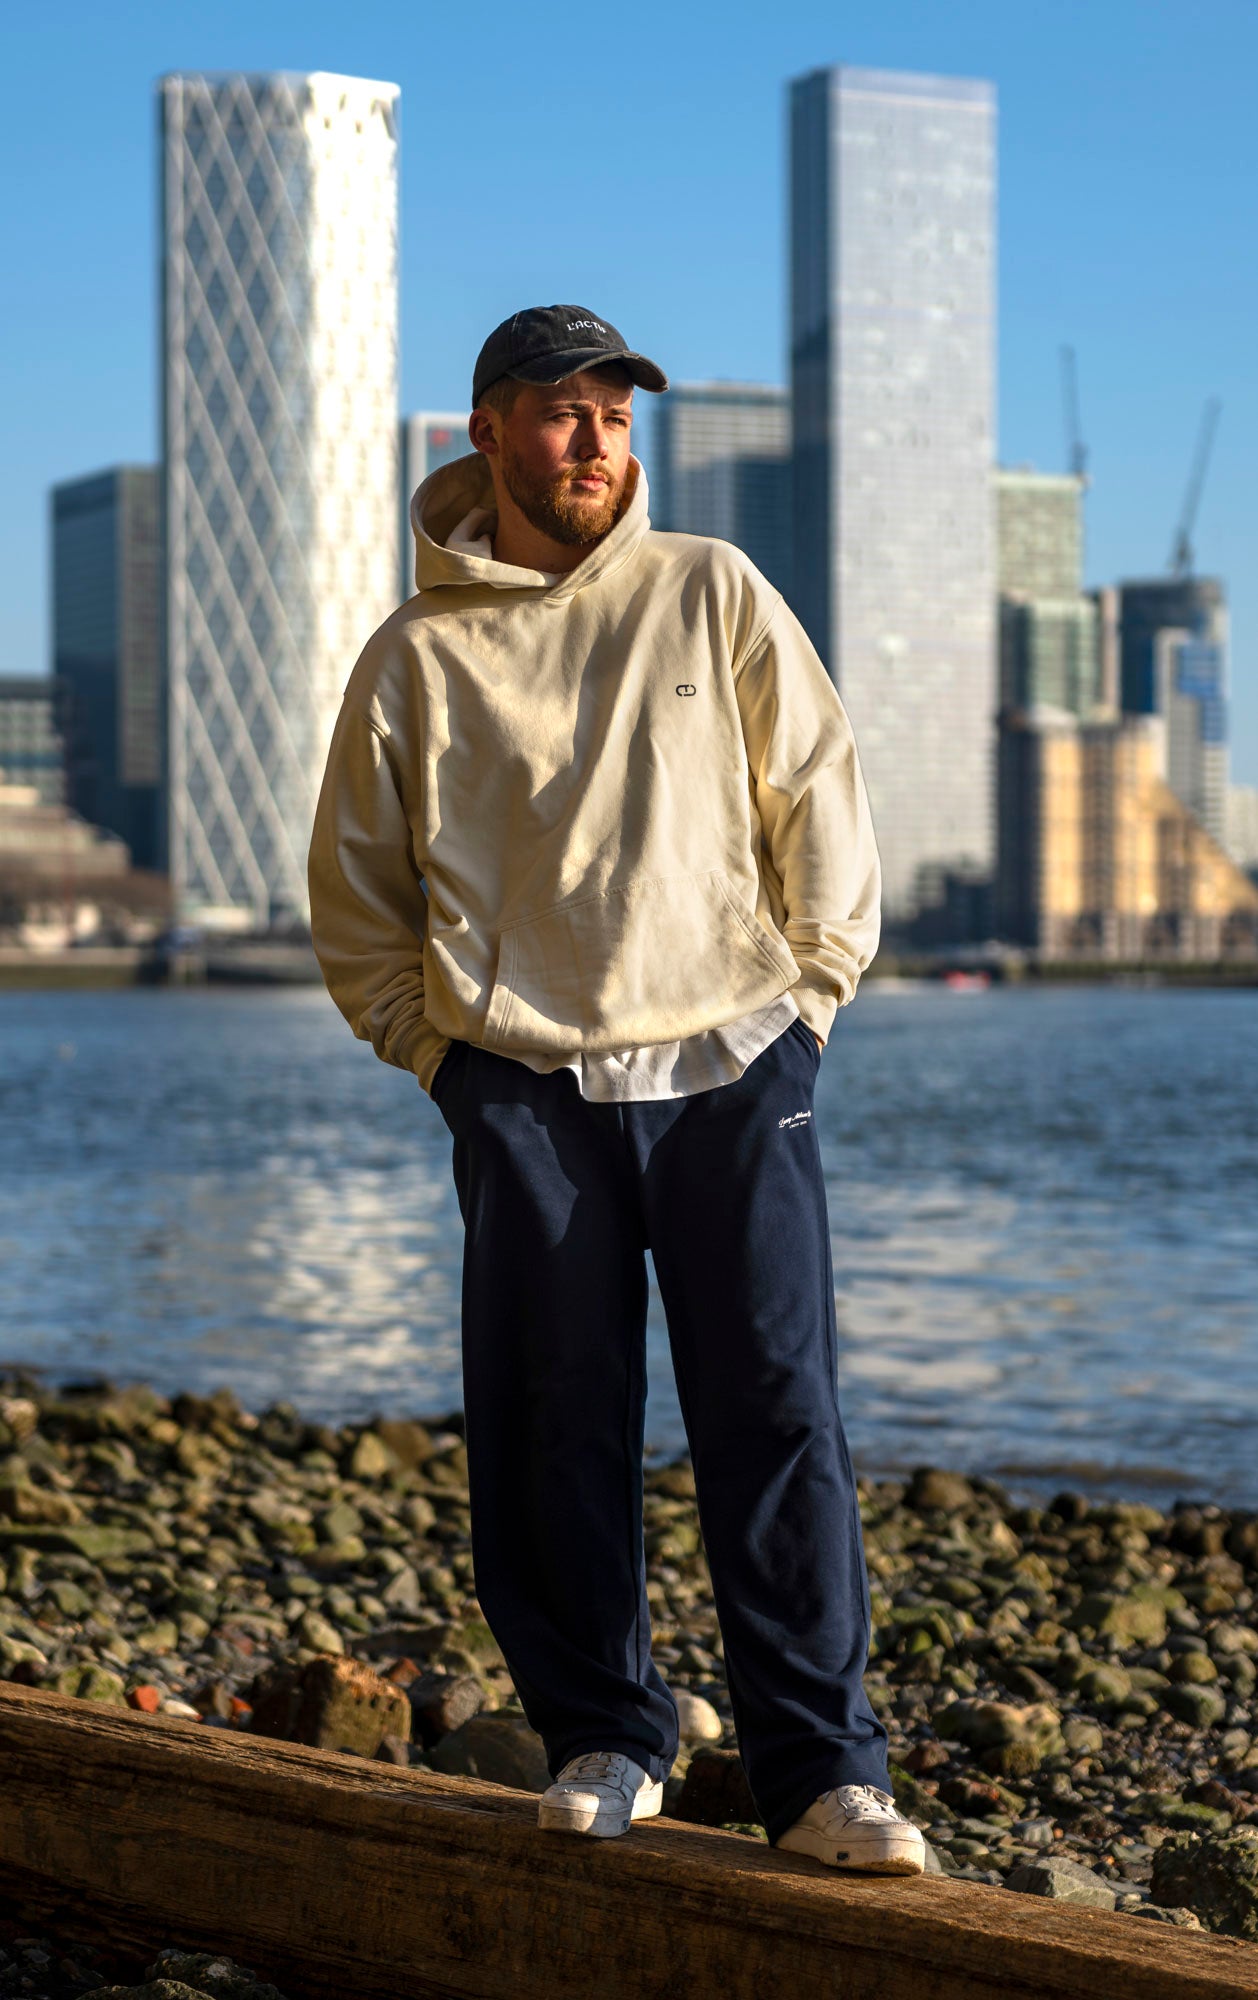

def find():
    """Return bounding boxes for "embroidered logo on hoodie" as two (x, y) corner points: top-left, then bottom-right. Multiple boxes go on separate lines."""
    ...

(779, 1110), (812, 1130)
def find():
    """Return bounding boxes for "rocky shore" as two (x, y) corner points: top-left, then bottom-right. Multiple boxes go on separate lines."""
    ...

(1, 1377), (1257, 1993)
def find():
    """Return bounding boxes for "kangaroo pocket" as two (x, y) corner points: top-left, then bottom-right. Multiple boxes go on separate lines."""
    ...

(482, 870), (799, 1055)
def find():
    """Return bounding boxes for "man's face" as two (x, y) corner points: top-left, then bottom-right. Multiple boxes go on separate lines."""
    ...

(493, 369), (634, 547)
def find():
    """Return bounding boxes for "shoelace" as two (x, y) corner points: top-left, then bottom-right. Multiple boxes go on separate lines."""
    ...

(561, 1752), (629, 1787)
(828, 1785), (902, 1822)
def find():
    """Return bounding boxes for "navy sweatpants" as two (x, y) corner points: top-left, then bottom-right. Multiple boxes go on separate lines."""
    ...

(430, 1013), (889, 1842)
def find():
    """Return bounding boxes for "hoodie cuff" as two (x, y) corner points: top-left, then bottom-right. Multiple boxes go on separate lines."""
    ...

(791, 983), (839, 1046)
(395, 1019), (452, 1096)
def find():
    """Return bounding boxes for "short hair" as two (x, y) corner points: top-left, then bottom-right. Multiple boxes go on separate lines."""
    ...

(476, 376), (524, 417)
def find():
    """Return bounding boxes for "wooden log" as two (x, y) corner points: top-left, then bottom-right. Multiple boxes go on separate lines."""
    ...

(0, 1684), (1255, 1999)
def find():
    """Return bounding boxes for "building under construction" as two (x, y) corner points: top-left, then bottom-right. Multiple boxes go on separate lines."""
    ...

(993, 384), (1248, 962)
(997, 708), (1258, 960)
(995, 469), (1109, 720)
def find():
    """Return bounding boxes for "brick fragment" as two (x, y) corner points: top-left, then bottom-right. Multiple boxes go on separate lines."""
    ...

(406, 1669), (485, 1749)
(250, 1654), (410, 1757)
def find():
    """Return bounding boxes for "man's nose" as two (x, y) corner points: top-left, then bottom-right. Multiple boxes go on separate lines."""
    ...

(575, 417), (610, 458)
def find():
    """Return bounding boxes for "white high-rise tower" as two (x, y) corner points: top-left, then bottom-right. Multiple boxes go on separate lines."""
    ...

(160, 71), (400, 927)
(790, 66), (996, 927)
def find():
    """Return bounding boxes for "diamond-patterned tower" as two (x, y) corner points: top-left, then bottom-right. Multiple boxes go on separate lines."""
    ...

(160, 71), (399, 926)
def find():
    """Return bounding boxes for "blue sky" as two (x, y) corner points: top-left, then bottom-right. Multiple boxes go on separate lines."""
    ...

(4, 0), (1256, 778)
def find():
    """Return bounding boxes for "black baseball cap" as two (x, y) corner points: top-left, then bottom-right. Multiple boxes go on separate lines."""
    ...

(472, 304), (669, 407)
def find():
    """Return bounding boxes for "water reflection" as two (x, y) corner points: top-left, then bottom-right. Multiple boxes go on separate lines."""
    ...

(1, 984), (1255, 1503)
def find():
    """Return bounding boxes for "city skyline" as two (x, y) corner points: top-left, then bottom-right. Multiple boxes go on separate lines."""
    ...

(3, 2), (1255, 782)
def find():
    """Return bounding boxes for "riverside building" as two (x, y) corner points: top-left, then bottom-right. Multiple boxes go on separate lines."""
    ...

(652, 383), (791, 597)
(0, 679), (66, 809)
(160, 70), (400, 928)
(789, 64), (997, 928)
(996, 711), (1257, 961)
(51, 467), (162, 864)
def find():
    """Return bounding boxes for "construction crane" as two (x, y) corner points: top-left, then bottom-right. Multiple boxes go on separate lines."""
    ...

(1059, 345), (1088, 482)
(1168, 397), (1222, 577)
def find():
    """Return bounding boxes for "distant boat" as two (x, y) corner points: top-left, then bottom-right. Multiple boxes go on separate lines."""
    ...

(942, 969), (991, 992)
(204, 941), (322, 986)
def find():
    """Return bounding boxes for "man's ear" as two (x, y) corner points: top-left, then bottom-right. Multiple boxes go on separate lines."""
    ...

(469, 408), (499, 457)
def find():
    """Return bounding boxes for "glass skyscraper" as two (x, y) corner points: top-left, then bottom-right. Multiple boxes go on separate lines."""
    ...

(790, 65), (997, 925)
(1118, 577), (1226, 715)
(160, 71), (400, 927)
(1159, 630), (1228, 846)
(653, 383), (791, 596)
(1119, 577), (1228, 845)
(52, 466), (162, 865)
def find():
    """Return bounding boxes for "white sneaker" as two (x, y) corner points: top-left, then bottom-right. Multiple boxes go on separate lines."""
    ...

(776, 1784), (926, 1875)
(537, 1751), (664, 1838)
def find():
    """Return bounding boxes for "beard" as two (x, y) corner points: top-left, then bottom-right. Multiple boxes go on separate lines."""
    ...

(498, 442), (627, 547)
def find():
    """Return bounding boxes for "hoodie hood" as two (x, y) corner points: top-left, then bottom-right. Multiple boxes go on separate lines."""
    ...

(410, 451), (650, 600)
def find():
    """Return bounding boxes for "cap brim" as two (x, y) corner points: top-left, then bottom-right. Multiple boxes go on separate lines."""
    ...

(509, 346), (669, 394)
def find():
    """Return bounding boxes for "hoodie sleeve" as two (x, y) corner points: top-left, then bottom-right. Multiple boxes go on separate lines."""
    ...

(307, 698), (450, 1094)
(734, 595), (882, 1043)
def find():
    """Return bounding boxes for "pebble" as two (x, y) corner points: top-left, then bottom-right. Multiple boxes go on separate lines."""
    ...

(0, 1378), (1255, 1949)
(295, 1611), (343, 1655)
(1005, 1856), (1118, 1909)
(934, 1698), (1064, 1777)
(674, 1689), (723, 1745)
(0, 1935), (293, 1998)
(404, 1667), (486, 1748)
(427, 1713), (552, 1793)
(1166, 1683), (1228, 1729)
(1150, 1827), (1258, 1939)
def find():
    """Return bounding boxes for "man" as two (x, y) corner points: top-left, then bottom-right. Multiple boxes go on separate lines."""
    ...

(308, 305), (924, 1875)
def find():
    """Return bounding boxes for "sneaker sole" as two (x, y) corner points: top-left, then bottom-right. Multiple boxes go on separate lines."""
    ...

(538, 1783), (663, 1838)
(776, 1825), (926, 1876)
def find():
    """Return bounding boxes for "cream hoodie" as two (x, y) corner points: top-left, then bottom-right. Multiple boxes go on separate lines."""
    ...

(307, 453), (881, 1096)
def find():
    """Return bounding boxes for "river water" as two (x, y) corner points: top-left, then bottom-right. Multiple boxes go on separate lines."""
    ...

(1, 984), (1255, 1504)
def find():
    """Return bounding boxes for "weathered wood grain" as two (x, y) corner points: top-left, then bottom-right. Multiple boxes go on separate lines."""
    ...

(0, 1683), (1255, 1999)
